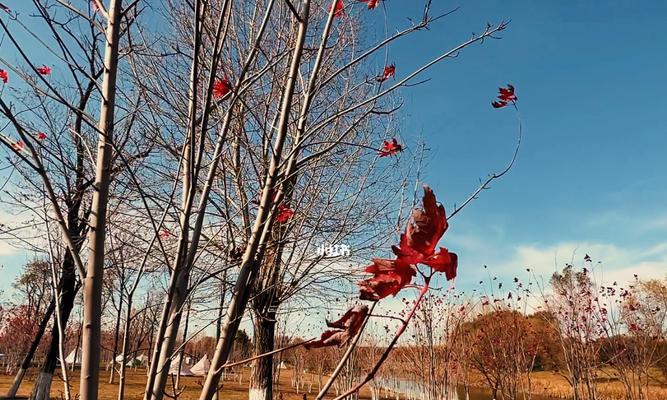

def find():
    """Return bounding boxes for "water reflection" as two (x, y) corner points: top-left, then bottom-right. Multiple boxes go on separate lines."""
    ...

(374, 377), (559, 400)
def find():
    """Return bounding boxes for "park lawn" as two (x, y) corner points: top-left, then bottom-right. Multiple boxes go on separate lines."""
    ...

(466, 369), (667, 400)
(0, 368), (372, 400)
(3, 367), (667, 400)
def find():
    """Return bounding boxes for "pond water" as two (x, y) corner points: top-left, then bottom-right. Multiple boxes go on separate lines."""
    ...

(375, 378), (561, 400)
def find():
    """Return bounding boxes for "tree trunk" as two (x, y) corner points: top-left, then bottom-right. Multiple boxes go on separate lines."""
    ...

(118, 294), (133, 400)
(175, 299), (192, 389)
(79, 1), (122, 399)
(29, 254), (79, 400)
(249, 311), (277, 400)
(147, 270), (189, 400)
(71, 318), (82, 373)
(5, 298), (55, 398)
(109, 286), (124, 383)
(213, 270), (227, 400)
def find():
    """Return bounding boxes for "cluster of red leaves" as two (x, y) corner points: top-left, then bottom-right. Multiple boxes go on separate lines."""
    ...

(305, 305), (368, 349)
(491, 84), (517, 108)
(378, 137), (402, 157)
(0, 65), (54, 85)
(359, 187), (457, 300)
(275, 203), (295, 224)
(36, 132), (47, 140)
(358, 0), (380, 10)
(307, 187), (457, 349)
(213, 76), (232, 99)
(376, 64), (395, 83)
(36, 65), (52, 76)
(331, 0), (381, 17)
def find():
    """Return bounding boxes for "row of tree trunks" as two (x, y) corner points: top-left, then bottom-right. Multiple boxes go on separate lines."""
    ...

(4, 299), (54, 398)
(31, 253), (80, 400)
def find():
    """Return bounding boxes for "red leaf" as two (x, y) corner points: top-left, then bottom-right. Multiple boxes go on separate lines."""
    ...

(388, 186), (457, 281)
(213, 76), (232, 98)
(358, 0), (380, 9)
(376, 64), (395, 83)
(0, 69), (7, 84)
(421, 248), (458, 280)
(159, 229), (172, 239)
(36, 65), (52, 76)
(305, 304), (368, 349)
(378, 138), (402, 157)
(330, 0), (345, 18)
(36, 132), (47, 140)
(275, 203), (294, 224)
(358, 258), (416, 300)
(492, 84), (517, 108)
(398, 186), (448, 257)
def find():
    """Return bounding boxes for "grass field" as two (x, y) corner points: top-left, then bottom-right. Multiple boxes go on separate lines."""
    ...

(0, 368), (375, 400)
(465, 370), (667, 400)
(2, 368), (666, 400)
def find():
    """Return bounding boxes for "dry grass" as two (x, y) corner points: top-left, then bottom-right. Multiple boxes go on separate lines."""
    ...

(2, 368), (666, 400)
(0, 368), (374, 400)
(465, 370), (667, 400)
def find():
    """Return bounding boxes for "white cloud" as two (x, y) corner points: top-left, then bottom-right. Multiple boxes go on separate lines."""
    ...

(0, 241), (18, 256)
(487, 241), (667, 287)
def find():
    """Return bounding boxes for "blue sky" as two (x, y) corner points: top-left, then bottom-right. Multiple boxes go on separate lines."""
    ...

(375, 0), (667, 288)
(2, 1), (666, 300)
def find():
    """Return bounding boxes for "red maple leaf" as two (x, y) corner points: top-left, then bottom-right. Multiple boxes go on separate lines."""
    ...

(0, 69), (7, 84)
(213, 76), (232, 98)
(378, 138), (402, 157)
(376, 64), (395, 83)
(36, 65), (52, 75)
(358, 187), (457, 301)
(358, 0), (379, 9)
(36, 132), (47, 140)
(275, 203), (294, 224)
(330, 0), (345, 18)
(305, 304), (368, 349)
(492, 84), (517, 108)
(358, 258), (417, 301)
(392, 187), (457, 276)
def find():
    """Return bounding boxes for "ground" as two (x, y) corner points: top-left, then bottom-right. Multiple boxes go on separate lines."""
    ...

(2, 368), (666, 399)
(0, 368), (375, 400)
(466, 369), (667, 400)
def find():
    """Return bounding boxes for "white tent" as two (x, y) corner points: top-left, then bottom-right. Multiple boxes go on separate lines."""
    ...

(190, 354), (210, 376)
(64, 349), (81, 366)
(135, 353), (149, 364)
(168, 356), (193, 376)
